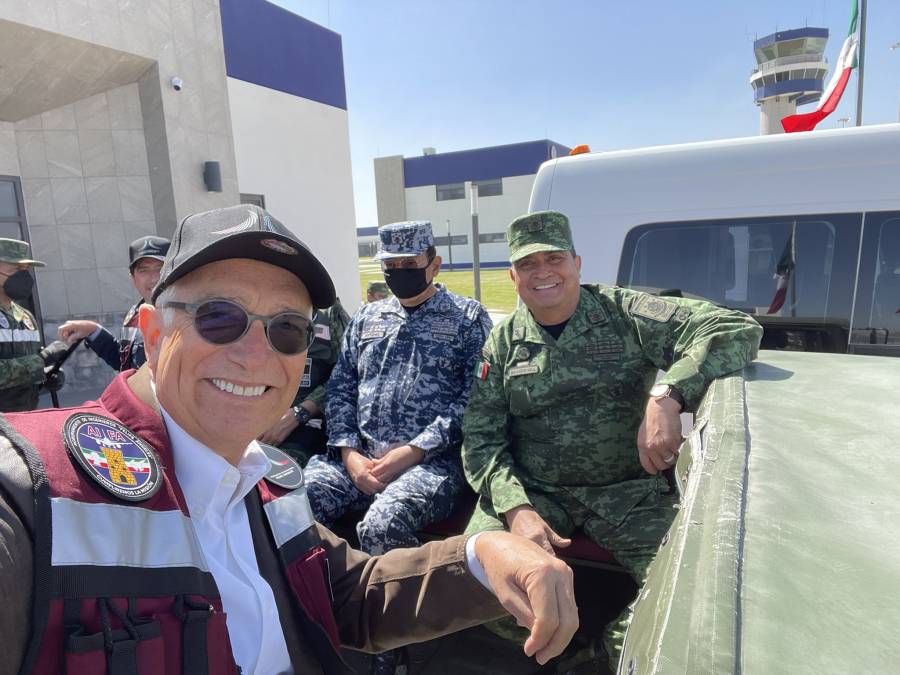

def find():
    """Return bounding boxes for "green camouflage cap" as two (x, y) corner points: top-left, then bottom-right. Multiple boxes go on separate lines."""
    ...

(0, 238), (44, 266)
(367, 280), (391, 295)
(507, 211), (574, 263)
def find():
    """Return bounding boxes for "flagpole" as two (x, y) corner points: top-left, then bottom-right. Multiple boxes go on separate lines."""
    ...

(855, 0), (867, 126)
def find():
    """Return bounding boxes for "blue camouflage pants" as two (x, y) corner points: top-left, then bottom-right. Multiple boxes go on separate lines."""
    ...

(304, 453), (466, 555)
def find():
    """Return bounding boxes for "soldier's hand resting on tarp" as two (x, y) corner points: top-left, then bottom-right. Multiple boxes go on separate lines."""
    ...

(637, 396), (683, 474)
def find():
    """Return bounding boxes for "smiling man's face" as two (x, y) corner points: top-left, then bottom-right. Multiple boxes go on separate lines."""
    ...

(509, 250), (582, 324)
(142, 258), (311, 460)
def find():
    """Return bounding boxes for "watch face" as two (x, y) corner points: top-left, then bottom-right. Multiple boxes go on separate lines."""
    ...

(649, 384), (669, 397)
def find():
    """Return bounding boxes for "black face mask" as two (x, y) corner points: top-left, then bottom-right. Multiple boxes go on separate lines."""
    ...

(2, 270), (34, 302)
(383, 266), (430, 299)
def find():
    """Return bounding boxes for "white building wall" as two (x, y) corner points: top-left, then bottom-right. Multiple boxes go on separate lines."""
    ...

(227, 77), (360, 310)
(404, 174), (534, 266)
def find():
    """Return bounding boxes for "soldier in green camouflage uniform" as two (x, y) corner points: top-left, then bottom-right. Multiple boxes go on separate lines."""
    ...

(258, 300), (351, 465)
(462, 212), (763, 670)
(0, 239), (68, 412)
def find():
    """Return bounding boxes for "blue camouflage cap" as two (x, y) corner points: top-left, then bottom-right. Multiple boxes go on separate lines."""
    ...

(373, 221), (434, 260)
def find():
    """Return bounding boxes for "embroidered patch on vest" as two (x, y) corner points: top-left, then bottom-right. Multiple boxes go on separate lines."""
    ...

(630, 295), (678, 323)
(314, 323), (331, 340)
(674, 307), (692, 322)
(0, 314), (8, 329)
(63, 414), (162, 502)
(587, 307), (609, 325)
(22, 314), (35, 330)
(259, 443), (305, 490)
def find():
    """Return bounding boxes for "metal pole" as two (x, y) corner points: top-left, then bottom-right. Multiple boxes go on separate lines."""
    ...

(445, 219), (453, 271)
(855, 0), (867, 126)
(469, 183), (481, 302)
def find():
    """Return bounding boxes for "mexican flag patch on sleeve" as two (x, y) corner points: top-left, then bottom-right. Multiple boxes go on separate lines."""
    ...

(476, 360), (490, 380)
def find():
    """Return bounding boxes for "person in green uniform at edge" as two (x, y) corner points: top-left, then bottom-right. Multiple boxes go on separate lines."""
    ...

(366, 280), (391, 303)
(258, 299), (350, 465)
(0, 238), (69, 412)
(461, 211), (763, 673)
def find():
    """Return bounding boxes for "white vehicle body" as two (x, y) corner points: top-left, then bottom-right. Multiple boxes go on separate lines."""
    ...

(528, 124), (900, 357)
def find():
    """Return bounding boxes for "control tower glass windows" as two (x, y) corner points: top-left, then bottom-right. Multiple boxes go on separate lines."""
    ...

(436, 182), (465, 201)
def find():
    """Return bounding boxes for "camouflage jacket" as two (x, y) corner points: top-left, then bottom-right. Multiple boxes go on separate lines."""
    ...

(462, 285), (762, 517)
(326, 285), (492, 460)
(0, 302), (44, 412)
(292, 301), (350, 411)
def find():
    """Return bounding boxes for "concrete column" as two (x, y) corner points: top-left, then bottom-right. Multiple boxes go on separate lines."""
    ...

(759, 97), (797, 135)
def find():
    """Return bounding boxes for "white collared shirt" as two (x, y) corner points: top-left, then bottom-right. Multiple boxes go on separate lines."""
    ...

(160, 405), (293, 675)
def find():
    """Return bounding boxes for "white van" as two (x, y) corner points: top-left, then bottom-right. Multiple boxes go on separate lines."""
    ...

(528, 124), (900, 357)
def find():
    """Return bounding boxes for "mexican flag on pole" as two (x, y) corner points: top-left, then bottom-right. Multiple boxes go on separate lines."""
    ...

(781, 0), (859, 133)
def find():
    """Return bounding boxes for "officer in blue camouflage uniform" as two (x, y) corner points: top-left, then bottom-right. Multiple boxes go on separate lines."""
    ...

(58, 236), (170, 370)
(304, 221), (492, 674)
(0, 238), (68, 412)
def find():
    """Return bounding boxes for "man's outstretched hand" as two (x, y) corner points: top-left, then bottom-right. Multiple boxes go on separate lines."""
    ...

(474, 531), (578, 665)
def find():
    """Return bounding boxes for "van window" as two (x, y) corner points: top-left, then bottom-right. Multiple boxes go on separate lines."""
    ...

(618, 214), (863, 352)
(850, 212), (900, 356)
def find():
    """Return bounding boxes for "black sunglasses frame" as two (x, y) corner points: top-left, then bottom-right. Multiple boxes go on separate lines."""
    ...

(161, 299), (313, 355)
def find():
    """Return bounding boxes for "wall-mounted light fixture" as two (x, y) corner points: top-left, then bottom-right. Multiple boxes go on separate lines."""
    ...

(203, 161), (222, 192)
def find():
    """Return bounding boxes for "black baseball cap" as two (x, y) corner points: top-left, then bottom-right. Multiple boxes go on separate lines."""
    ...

(151, 205), (336, 309)
(129, 236), (170, 270)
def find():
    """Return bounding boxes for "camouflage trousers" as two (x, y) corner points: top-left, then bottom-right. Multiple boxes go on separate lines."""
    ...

(465, 475), (678, 671)
(304, 452), (467, 555)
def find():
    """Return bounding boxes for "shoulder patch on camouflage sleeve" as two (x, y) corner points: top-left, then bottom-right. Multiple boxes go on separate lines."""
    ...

(630, 295), (678, 322)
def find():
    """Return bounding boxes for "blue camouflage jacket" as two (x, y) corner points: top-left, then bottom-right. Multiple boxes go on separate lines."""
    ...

(326, 285), (492, 460)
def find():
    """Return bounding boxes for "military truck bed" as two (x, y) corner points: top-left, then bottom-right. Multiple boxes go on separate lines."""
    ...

(622, 351), (900, 674)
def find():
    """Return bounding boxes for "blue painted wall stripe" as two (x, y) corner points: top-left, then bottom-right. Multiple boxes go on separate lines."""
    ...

(220, 0), (347, 110)
(403, 140), (570, 188)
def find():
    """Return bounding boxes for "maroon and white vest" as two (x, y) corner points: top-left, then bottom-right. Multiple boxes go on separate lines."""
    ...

(5, 372), (348, 674)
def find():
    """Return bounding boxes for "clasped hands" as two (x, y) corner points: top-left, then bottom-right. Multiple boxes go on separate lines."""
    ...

(341, 444), (424, 494)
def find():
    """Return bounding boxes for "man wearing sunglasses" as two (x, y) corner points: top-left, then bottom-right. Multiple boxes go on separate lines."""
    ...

(0, 205), (578, 674)
(305, 220), (492, 674)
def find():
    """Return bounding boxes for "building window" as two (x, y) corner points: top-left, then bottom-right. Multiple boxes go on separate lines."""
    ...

(474, 178), (503, 197)
(434, 235), (468, 246)
(479, 232), (507, 243)
(240, 193), (266, 209)
(436, 183), (465, 201)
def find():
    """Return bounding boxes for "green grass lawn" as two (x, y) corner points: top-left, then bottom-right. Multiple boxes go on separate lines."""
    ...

(358, 260), (518, 313)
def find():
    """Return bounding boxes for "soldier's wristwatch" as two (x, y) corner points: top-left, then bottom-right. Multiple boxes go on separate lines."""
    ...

(649, 384), (685, 411)
(292, 405), (311, 427)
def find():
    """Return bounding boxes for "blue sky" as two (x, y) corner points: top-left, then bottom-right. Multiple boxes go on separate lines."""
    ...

(272, 0), (900, 231)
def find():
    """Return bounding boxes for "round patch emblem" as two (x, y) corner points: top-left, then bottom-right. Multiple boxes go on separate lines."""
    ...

(514, 346), (530, 361)
(259, 443), (304, 490)
(674, 308), (691, 322)
(22, 314), (34, 330)
(260, 238), (298, 255)
(0, 313), (8, 329)
(63, 414), (162, 502)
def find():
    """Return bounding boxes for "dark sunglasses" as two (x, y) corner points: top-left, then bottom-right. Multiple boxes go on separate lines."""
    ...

(162, 299), (313, 355)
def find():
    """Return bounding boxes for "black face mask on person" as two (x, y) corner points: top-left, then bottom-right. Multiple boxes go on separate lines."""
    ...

(383, 265), (431, 299)
(1, 270), (34, 302)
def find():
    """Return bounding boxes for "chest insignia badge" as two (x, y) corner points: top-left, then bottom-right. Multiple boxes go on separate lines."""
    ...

(259, 443), (305, 490)
(63, 414), (163, 502)
(0, 313), (8, 329)
(514, 346), (530, 361)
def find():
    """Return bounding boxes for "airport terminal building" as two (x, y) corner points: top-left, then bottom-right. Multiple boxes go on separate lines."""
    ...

(0, 0), (358, 393)
(371, 140), (570, 268)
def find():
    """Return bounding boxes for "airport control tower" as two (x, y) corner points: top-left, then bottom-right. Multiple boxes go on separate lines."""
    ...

(751, 28), (829, 135)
